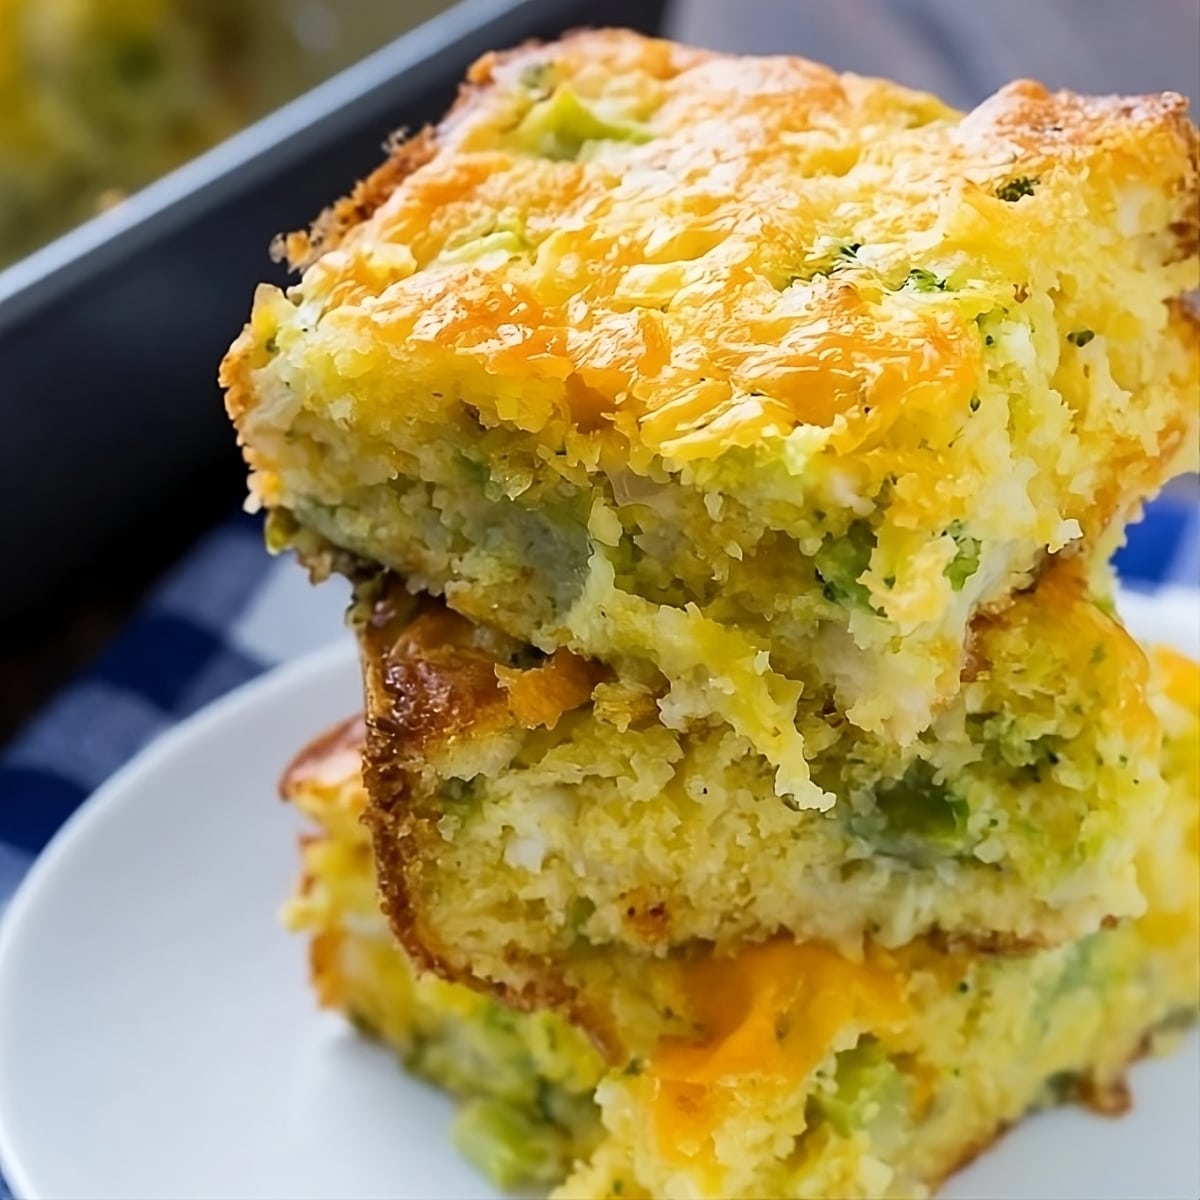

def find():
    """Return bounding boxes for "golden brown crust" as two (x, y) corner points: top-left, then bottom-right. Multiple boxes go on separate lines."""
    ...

(359, 589), (513, 997)
(365, 786), (607, 1046)
(1075, 1073), (1133, 1117)
(270, 27), (699, 276)
(356, 582), (646, 1022)
(357, 579), (610, 1042)
(359, 578), (602, 763)
(453, 27), (712, 133)
(279, 713), (366, 799)
(220, 127), (438, 429)
(274, 127), (440, 272)
(956, 81), (1199, 277)
(363, 595), (514, 765)
(959, 79), (1196, 160)
(958, 80), (1199, 266)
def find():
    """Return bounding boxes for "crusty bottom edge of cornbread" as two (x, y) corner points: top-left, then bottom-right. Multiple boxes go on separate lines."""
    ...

(280, 645), (1199, 1200)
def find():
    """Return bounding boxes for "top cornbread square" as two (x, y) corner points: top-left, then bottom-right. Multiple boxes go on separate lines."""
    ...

(223, 30), (1198, 796)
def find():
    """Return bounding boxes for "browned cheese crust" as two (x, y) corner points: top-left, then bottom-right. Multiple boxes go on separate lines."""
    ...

(358, 579), (610, 1026)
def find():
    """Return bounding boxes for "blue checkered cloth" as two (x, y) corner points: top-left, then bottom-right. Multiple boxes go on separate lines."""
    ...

(0, 495), (1197, 1199)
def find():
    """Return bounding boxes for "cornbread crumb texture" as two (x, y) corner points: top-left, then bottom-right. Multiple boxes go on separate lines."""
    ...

(282, 647), (1199, 1200)
(223, 28), (1199, 753)
(281, 715), (607, 1189)
(360, 567), (1163, 1008)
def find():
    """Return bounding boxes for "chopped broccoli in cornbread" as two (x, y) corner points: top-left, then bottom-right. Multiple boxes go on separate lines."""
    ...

(280, 644), (1198, 1199)
(357, 562), (1164, 1003)
(280, 717), (606, 1189)
(237, 30), (1200, 1200)
(223, 29), (1199, 774)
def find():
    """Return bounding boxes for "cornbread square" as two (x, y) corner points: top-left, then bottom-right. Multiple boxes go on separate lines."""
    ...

(282, 647), (1199, 1200)
(568, 647), (1200, 1200)
(280, 717), (606, 1189)
(223, 30), (1200, 781)
(357, 562), (1166, 1006)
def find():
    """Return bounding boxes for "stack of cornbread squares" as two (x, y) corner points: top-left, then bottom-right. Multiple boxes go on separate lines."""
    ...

(222, 30), (1200, 1199)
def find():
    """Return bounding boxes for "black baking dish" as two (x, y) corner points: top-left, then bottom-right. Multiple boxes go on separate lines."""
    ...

(0, 0), (669, 622)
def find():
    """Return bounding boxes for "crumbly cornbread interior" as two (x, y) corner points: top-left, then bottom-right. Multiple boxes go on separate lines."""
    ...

(357, 562), (1163, 998)
(282, 646), (1199, 1200)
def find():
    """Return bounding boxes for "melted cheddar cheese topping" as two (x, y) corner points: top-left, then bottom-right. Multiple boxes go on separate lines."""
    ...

(648, 940), (908, 1160)
(229, 29), (1197, 474)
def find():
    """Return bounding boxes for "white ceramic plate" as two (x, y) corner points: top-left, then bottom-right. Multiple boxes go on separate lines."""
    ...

(0, 593), (1198, 1200)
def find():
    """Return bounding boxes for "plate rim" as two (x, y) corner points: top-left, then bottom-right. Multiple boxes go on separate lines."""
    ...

(0, 635), (356, 1200)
